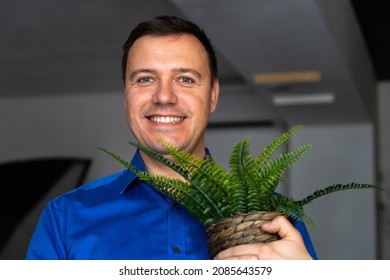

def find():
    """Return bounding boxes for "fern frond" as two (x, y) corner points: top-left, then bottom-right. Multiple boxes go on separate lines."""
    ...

(126, 139), (227, 220)
(190, 160), (231, 211)
(158, 139), (230, 197)
(260, 144), (313, 193)
(136, 171), (217, 224)
(276, 206), (315, 229)
(157, 139), (231, 219)
(296, 183), (383, 206)
(228, 138), (263, 215)
(269, 194), (314, 228)
(255, 125), (303, 170)
(125, 140), (189, 178)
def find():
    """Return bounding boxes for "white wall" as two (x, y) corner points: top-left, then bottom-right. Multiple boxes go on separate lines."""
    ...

(0, 92), (136, 183)
(289, 123), (377, 259)
(378, 82), (390, 259)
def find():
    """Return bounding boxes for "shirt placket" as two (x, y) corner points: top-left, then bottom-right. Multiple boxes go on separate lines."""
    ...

(167, 202), (186, 259)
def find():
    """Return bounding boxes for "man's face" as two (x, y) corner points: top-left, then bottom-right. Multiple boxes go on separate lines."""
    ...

(124, 34), (219, 158)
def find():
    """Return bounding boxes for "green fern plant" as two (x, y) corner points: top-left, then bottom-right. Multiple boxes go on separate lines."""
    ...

(98, 124), (381, 228)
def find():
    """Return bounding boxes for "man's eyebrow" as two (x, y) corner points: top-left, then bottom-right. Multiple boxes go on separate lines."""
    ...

(129, 68), (202, 80)
(129, 69), (156, 80)
(175, 68), (202, 78)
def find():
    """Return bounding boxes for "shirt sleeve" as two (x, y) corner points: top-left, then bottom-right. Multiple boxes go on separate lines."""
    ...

(25, 198), (68, 259)
(293, 219), (318, 260)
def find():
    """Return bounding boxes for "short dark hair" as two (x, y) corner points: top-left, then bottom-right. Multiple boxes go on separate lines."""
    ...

(121, 15), (218, 84)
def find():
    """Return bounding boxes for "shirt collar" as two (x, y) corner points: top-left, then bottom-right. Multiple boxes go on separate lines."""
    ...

(120, 147), (212, 194)
(120, 149), (146, 194)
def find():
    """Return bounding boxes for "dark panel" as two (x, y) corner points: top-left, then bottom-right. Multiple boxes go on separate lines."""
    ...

(0, 158), (91, 253)
(351, 1), (390, 80)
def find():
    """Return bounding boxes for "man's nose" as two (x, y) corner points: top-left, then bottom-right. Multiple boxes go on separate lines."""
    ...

(152, 79), (178, 105)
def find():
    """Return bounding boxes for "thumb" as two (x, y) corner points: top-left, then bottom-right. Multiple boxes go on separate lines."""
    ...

(261, 215), (297, 239)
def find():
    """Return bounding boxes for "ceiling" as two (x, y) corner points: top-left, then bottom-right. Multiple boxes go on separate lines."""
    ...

(0, 0), (386, 126)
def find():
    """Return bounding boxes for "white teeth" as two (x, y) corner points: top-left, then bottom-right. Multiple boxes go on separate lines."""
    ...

(150, 116), (183, 123)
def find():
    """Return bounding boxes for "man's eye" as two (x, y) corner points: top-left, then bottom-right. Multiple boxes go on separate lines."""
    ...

(178, 77), (194, 83)
(137, 77), (154, 83)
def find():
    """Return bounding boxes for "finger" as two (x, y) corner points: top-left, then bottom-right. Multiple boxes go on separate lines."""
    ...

(214, 244), (261, 260)
(261, 215), (298, 239)
(214, 252), (259, 260)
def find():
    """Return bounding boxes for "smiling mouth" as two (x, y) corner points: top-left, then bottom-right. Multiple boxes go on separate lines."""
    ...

(149, 116), (184, 124)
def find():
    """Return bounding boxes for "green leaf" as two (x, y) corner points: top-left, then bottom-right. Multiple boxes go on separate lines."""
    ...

(296, 183), (383, 207)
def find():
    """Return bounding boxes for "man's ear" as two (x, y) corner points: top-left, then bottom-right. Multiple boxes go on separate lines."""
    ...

(123, 89), (127, 110)
(210, 79), (219, 113)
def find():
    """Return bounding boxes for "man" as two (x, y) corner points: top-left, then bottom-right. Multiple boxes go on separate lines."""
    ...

(26, 15), (317, 260)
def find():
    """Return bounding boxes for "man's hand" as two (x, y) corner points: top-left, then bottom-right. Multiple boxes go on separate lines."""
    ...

(214, 215), (313, 260)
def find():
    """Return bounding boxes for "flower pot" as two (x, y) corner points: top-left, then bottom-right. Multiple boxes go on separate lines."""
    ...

(205, 211), (281, 259)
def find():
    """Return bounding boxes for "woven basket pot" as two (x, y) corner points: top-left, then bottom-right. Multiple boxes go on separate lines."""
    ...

(205, 211), (281, 259)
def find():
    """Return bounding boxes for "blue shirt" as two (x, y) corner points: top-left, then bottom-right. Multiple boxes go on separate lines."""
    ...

(26, 150), (318, 260)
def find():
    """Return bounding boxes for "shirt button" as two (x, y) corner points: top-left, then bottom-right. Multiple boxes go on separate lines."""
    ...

(172, 246), (181, 254)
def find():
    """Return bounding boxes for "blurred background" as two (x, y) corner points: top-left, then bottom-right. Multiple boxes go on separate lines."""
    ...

(0, 0), (389, 260)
